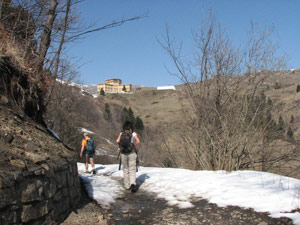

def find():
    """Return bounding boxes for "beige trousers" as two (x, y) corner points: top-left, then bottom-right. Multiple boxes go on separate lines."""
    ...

(121, 152), (137, 189)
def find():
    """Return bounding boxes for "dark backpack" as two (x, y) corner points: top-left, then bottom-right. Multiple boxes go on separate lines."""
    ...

(85, 138), (96, 154)
(119, 130), (133, 153)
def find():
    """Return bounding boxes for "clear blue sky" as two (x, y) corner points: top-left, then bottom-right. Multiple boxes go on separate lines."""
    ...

(69, 0), (300, 87)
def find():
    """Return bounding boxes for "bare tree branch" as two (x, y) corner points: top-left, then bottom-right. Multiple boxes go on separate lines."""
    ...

(65, 13), (147, 42)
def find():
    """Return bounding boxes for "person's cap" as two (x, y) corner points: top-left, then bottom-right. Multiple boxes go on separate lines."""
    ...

(83, 132), (88, 136)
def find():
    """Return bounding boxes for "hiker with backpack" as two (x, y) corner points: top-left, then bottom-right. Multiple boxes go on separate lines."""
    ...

(116, 121), (140, 192)
(80, 132), (96, 174)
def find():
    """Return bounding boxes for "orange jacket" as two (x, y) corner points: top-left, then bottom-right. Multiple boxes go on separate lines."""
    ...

(81, 136), (91, 149)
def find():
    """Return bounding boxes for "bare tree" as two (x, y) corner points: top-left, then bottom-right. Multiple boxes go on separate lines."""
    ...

(0, 0), (146, 147)
(1, 0), (146, 78)
(159, 11), (295, 172)
(38, 0), (146, 107)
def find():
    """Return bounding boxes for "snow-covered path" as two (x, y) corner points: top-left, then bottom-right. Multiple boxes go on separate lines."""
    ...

(78, 163), (300, 224)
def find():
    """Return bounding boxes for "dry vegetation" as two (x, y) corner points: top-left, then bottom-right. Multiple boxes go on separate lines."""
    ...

(2, 1), (300, 180)
(0, 0), (145, 156)
(62, 69), (300, 180)
(57, 68), (300, 179)
(102, 88), (189, 167)
(154, 12), (300, 178)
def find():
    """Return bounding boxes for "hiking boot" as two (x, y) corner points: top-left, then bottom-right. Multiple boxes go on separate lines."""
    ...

(92, 169), (96, 175)
(130, 184), (137, 193)
(84, 170), (89, 174)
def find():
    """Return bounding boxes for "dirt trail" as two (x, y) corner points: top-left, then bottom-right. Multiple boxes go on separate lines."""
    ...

(104, 183), (293, 225)
(62, 175), (294, 225)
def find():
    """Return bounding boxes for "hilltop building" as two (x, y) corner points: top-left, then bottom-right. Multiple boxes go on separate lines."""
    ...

(97, 79), (132, 94)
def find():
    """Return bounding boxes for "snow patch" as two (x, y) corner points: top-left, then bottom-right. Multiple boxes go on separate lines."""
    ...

(78, 163), (300, 224)
(80, 127), (95, 134)
(157, 86), (176, 90)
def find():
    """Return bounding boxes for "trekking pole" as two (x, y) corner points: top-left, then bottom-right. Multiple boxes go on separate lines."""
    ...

(135, 147), (139, 172)
(117, 147), (121, 160)
(117, 146), (122, 170)
(119, 157), (122, 170)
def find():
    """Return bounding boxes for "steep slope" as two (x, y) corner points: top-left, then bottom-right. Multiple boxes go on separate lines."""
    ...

(98, 70), (300, 173)
(101, 87), (190, 166)
(50, 69), (300, 177)
(0, 56), (81, 224)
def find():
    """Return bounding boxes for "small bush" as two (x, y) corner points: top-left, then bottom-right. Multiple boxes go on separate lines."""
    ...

(278, 115), (285, 131)
(290, 115), (295, 124)
(274, 82), (281, 89)
(104, 103), (112, 122)
(100, 88), (105, 96)
(296, 84), (300, 93)
(286, 126), (294, 140)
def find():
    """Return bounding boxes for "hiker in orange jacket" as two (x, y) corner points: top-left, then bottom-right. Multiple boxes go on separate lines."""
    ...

(80, 132), (95, 174)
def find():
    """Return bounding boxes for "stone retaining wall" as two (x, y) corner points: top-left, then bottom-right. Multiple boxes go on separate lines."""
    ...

(0, 159), (81, 224)
(0, 57), (82, 224)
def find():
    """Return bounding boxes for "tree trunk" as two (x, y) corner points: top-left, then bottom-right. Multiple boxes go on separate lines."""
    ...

(38, 0), (58, 71)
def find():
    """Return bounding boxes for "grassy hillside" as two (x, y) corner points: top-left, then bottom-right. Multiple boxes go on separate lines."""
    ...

(263, 71), (300, 137)
(46, 69), (300, 177)
(96, 87), (189, 167)
(104, 70), (300, 174)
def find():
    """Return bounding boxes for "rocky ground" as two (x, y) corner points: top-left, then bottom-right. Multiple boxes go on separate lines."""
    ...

(62, 177), (294, 225)
(0, 101), (81, 223)
(61, 180), (107, 225)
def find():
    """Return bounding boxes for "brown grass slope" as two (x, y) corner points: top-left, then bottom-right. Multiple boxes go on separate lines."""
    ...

(46, 70), (300, 177)
(93, 70), (300, 175)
